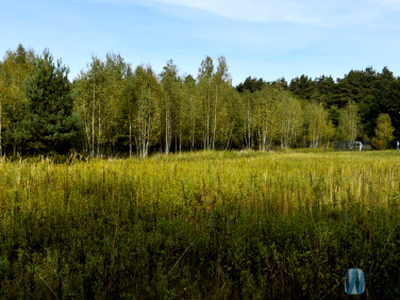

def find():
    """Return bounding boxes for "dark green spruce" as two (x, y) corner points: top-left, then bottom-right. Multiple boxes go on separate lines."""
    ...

(22, 49), (80, 155)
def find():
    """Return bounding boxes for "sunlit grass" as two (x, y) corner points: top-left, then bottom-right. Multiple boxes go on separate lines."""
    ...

(0, 150), (399, 298)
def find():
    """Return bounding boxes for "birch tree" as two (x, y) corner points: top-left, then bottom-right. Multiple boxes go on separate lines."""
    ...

(253, 86), (280, 151)
(132, 65), (162, 158)
(160, 60), (179, 155)
(103, 53), (130, 153)
(375, 113), (394, 149)
(74, 57), (106, 157)
(304, 102), (334, 147)
(278, 92), (303, 149)
(339, 101), (361, 142)
(242, 90), (256, 149)
(75, 54), (128, 157)
(198, 56), (214, 150)
(0, 78), (6, 156)
(181, 75), (199, 151)
(211, 56), (231, 149)
(121, 75), (135, 157)
(0, 44), (35, 155)
(221, 86), (244, 150)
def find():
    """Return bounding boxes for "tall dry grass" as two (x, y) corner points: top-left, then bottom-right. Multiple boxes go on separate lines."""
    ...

(0, 150), (399, 298)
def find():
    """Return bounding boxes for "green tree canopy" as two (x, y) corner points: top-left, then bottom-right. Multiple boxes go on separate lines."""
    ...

(338, 101), (361, 142)
(289, 75), (315, 101)
(236, 76), (266, 93)
(0, 44), (35, 154)
(22, 49), (80, 155)
(375, 113), (395, 142)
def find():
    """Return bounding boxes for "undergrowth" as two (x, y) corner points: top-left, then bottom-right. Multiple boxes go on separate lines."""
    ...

(0, 150), (399, 299)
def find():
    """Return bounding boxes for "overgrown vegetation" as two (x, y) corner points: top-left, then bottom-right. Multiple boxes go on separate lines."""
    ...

(0, 150), (399, 298)
(1, 45), (400, 158)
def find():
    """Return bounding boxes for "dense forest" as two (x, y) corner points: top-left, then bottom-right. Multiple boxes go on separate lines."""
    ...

(0, 44), (399, 157)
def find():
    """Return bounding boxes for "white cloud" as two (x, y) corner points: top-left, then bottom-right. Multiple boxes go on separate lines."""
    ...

(72, 0), (400, 28)
(125, 0), (400, 27)
(134, 0), (323, 24)
(375, 0), (400, 9)
(377, 0), (400, 5)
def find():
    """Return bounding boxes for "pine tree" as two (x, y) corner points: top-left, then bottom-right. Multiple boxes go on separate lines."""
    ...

(23, 49), (80, 155)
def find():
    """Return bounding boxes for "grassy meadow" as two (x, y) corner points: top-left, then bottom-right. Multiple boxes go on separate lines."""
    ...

(0, 150), (400, 299)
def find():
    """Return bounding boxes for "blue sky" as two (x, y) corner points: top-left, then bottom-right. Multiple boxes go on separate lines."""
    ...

(1, 0), (400, 85)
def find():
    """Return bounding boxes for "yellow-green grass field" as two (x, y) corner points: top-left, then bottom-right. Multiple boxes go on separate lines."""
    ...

(0, 150), (399, 299)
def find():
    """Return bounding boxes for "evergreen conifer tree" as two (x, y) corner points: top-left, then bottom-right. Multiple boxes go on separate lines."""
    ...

(23, 49), (80, 155)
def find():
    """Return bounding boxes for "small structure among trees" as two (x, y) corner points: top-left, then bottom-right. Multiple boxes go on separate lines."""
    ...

(1, 44), (400, 157)
(334, 141), (371, 151)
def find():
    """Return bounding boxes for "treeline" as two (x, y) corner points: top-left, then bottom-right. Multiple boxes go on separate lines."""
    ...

(0, 44), (399, 157)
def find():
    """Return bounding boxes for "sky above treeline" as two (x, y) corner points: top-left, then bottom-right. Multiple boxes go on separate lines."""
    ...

(1, 0), (400, 85)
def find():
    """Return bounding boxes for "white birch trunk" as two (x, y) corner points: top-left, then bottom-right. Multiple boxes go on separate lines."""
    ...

(212, 86), (217, 150)
(92, 83), (96, 158)
(0, 98), (2, 156)
(129, 117), (132, 158)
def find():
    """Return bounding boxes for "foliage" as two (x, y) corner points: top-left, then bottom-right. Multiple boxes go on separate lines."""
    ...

(252, 85), (280, 151)
(375, 113), (395, 149)
(160, 59), (180, 155)
(2, 45), (400, 156)
(0, 150), (400, 298)
(131, 65), (163, 157)
(279, 92), (304, 148)
(338, 101), (361, 142)
(22, 49), (80, 155)
(236, 76), (266, 93)
(289, 75), (315, 101)
(0, 44), (35, 155)
(304, 102), (335, 147)
(73, 54), (129, 158)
